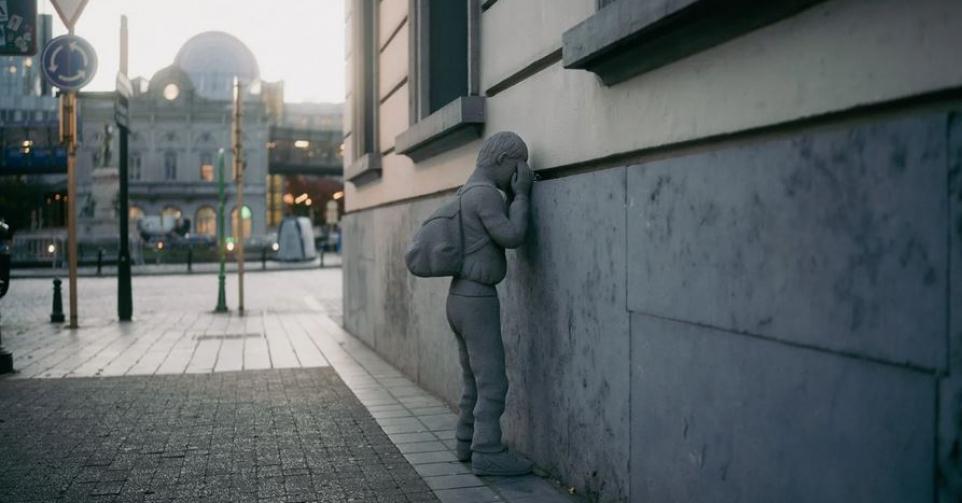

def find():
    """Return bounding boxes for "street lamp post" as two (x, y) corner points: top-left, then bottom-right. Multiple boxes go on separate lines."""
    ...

(116, 15), (133, 321)
(214, 149), (228, 313)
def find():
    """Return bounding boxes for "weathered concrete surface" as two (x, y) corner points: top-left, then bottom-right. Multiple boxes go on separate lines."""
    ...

(500, 168), (629, 501)
(343, 198), (463, 406)
(940, 111), (962, 498)
(630, 313), (934, 503)
(343, 168), (630, 501)
(343, 209), (377, 348)
(627, 114), (947, 370)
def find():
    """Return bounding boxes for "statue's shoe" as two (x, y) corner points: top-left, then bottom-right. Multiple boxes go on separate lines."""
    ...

(456, 439), (472, 462)
(471, 449), (533, 477)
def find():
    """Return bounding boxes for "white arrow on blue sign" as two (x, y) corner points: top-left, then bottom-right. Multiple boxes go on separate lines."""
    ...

(41, 34), (97, 91)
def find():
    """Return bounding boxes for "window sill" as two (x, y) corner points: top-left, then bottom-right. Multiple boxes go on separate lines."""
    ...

(395, 96), (485, 163)
(345, 153), (382, 186)
(562, 0), (824, 86)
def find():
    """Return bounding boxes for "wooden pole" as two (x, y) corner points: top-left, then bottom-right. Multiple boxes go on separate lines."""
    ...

(63, 90), (78, 329)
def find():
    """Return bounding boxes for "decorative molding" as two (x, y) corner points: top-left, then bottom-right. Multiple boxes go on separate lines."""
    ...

(395, 96), (485, 162)
(563, 0), (825, 86)
(485, 48), (562, 97)
(345, 152), (383, 186)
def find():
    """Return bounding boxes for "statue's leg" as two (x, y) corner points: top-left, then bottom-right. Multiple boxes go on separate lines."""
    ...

(456, 295), (507, 454)
(455, 337), (477, 461)
(448, 292), (478, 461)
(450, 291), (532, 476)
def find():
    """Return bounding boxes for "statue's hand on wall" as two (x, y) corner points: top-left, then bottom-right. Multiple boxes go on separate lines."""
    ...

(511, 161), (534, 198)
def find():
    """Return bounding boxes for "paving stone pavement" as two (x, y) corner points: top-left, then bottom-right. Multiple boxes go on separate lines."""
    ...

(0, 271), (582, 503)
(0, 368), (437, 503)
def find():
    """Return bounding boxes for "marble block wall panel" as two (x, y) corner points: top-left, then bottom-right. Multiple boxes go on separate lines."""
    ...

(500, 167), (630, 502)
(631, 313), (935, 502)
(342, 211), (376, 347)
(370, 204), (423, 378)
(627, 114), (948, 370)
(940, 111), (962, 498)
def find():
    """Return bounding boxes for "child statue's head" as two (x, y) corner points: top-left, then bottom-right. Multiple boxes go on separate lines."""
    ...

(476, 132), (528, 191)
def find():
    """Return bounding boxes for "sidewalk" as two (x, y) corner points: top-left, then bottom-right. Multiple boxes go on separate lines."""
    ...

(10, 253), (342, 279)
(0, 271), (579, 503)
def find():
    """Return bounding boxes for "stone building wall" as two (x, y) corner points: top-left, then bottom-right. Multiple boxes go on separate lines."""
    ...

(343, 0), (962, 500)
(344, 106), (959, 501)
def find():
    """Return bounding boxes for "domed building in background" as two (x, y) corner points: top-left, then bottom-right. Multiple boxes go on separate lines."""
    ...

(174, 31), (262, 101)
(67, 31), (343, 259)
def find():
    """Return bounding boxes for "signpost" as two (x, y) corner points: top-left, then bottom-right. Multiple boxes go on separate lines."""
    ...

(232, 78), (245, 315)
(41, 35), (97, 91)
(49, 0), (88, 30)
(44, 0), (93, 329)
(116, 15), (132, 321)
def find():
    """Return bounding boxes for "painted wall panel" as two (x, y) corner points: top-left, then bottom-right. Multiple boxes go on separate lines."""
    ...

(378, 82), (410, 153)
(348, 0), (962, 212)
(487, 0), (962, 174)
(480, 0), (592, 91)
(378, 23), (408, 101)
(378, 0), (408, 50)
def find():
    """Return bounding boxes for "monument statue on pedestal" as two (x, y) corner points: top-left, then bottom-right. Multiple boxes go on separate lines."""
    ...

(80, 124), (120, 240)
(406, 132), (535, 476)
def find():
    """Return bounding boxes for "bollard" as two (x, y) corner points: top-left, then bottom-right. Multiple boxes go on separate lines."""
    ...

(261, 248), (267, 270)
(187, 248), (193, 274)
(96, 248), (103, 276)
(0, 310), (11, 374)
(319, 249), (324, 268)
(50, 278), (65, 323)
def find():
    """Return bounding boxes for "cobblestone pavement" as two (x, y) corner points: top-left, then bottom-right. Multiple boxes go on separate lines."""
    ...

(0, 271), (581, 503)
(0, 368), (436, 503)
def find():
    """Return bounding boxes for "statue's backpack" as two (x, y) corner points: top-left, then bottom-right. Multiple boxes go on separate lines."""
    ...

(405, 183), (490, 278)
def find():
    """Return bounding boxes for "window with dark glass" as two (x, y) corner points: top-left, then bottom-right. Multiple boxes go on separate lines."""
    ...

(395, 0), (483, 163)
(425, 0), (468, 113)
(164, 151), (177, 180)
(345, 0), (382, 185)
(131, 154), (142, 180)
(199, 152), (214, 181)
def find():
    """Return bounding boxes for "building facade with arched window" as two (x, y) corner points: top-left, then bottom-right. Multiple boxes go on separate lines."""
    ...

(194, 206), (216, 236)
(230, 206), (253, 240)
(75, 32), (273, 240)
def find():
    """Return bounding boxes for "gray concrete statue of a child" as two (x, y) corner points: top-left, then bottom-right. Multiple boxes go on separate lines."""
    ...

(448, 132), (534, 476)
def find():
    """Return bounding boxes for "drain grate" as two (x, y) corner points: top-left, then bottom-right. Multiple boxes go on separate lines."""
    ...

(194, 332), (262, 341)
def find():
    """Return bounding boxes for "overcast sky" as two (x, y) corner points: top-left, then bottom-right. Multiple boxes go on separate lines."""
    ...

(40, 0), (345, 103)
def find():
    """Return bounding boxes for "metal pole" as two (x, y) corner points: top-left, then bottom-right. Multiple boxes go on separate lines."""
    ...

(117, 15), (133, 321)
(233, 78), (245, 315)
(63, 90), (79, 329)
(214, 149), (228, 313)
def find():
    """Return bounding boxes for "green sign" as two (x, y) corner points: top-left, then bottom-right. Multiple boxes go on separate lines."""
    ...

(0, 0), (37, 56)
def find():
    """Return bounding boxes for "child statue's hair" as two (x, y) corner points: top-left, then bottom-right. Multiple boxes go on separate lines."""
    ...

(477, 132), (528, 170)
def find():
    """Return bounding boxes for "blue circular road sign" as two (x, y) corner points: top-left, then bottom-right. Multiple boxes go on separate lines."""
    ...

(41, 35), (98, 91)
